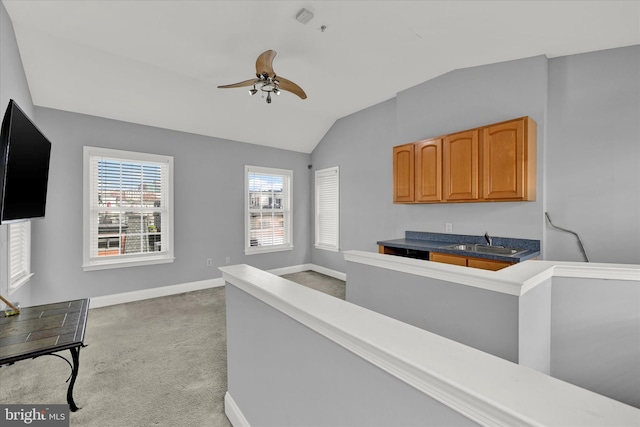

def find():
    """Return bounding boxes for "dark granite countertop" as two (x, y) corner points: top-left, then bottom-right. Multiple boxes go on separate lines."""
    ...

(377, 231), (540, 263)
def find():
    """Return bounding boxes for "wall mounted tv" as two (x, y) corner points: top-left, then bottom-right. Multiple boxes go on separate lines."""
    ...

(0, 99), (52, 224)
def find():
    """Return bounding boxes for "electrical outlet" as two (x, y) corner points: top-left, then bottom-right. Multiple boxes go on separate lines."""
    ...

(225, 256), (231, 264)
(206, 258), (212, 267)
(445, 223), (453, 233)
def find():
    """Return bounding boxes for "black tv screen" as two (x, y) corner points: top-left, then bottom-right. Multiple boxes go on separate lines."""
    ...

(0, 99), (52, 224)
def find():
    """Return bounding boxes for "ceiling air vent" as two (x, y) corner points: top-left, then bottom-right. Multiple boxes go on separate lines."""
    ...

(296, 8), (314, 25)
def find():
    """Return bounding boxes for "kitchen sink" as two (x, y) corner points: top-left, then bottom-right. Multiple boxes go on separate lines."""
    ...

(444, 243), (528, 256)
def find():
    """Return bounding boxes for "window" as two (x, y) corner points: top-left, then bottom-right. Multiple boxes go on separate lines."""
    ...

(83, 147), (174, 271)
(245, 166), (292, 254)
(8, 222), (33, 292)
(315, 166), (339, 251)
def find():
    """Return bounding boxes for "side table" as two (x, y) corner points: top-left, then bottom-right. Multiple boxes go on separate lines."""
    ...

(0, 298), (90, 411)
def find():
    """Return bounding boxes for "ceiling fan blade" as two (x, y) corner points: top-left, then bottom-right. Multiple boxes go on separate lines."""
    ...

(276, 77), (307, 99)
(256, 50), (277, 77)
(217, 78), (257, 89)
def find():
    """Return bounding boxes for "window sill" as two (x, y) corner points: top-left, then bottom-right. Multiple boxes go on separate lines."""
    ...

(83, 255), (175, 271)
(315, 244), (340, 252)
(9, 273), (34, 295)
(245, 245), (293, 255)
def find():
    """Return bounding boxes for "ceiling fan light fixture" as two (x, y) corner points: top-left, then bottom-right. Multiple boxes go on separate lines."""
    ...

(249, 88), (258, 96)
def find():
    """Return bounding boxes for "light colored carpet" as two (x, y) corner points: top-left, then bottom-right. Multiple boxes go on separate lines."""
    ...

(281, 270), (345, 300)
(0, 271), (345, 426)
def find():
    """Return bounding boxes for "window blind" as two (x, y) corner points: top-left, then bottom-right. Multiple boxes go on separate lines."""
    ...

(84, 147), (174, 270)
(9, 222), (30, 288)
(315, 166), (339, 251)
(245, 166), (292, 254)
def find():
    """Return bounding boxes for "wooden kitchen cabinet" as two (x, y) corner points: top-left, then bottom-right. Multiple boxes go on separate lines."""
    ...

(429, 252), (468, 266)
(393, 143), (414, 202)
(467, 258), (513, 271)
(392, 116), (536, 204)
(443, 129), (479, 201)
(393, 138), (442, 203)
(380, 244), (519, 271)
(482, 117), (536, 201)
(430, 252), (513, 271)
(415, 138), (442, 202)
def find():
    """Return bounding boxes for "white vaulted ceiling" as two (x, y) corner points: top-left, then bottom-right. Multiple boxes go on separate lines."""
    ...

(2, 1), (639, 153)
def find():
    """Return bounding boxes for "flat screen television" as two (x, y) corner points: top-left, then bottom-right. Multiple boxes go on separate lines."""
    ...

(0, 99), (52, 224)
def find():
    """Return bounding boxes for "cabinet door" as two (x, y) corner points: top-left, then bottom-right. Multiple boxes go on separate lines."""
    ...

(482, 117), (535, 200)
(429, 252), (467, 266)
(443, 130), (479, 200)
(393, 143), (415, 202)
(415, 138), (442, 202)
(467, 258), (512, 271)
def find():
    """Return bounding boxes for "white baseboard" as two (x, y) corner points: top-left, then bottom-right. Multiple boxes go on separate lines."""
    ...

(267, 263), (315, 276)
(89, 263), (345, 309)
(225, 391), (250, 427)
(268, 263), (346, 281)
(90, 277), (225, 308)
(309, 264), (346, 281)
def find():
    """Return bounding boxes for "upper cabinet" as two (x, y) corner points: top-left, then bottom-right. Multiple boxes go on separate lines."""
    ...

(415, 138), (442, 202)
(393, 116), (536, 204)
(482, 117), (536, 201)
(393, 143), (415, 202)
(443, 130), (479, 201)
(394, 138), (443, 203)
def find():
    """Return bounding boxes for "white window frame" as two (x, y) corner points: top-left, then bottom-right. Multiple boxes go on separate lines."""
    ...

(315, 166), (340, 252)
(245, 165), (293, 255)
(6, 221), (33, 293)
(82, 146), (174, 271)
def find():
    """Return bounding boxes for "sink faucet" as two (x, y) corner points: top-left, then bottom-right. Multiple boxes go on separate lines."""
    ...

(484, 232), (493, 246)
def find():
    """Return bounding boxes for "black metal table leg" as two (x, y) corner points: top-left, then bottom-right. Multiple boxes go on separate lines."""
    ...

(67, 346), (81, 412)
(0, 299), (90, 413)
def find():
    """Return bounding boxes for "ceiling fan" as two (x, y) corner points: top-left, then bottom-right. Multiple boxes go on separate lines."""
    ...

(218, 50), (307, 104)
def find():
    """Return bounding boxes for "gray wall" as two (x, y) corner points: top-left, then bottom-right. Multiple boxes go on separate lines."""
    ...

(345, 262), (520, 362)
(311, 47), (640, 271)
(311, 55), (548, 273)
(345, 257), (640, 409)
(550, 276), (640, 408)
(546, 46), (640, 263)
(518, 279), (552, 374)
(0, 1), (35, 305)
(3, 0), (638, 304)
(310, 99), (398, 272)
(226, 282), (479, 427)
(1, 1), (313, 305)
(0, 2), (31, 117)
(27, 108), (311, 303)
